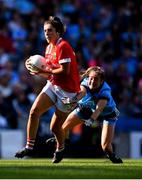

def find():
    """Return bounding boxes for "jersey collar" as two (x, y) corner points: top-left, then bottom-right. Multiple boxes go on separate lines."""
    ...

(56, 37), (62, 45)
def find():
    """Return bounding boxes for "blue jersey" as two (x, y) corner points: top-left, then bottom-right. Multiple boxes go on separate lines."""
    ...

(79, 77), (116, 117)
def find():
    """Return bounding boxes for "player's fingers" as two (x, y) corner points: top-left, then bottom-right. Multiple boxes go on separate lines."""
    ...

(26, 64), (33, 71)
(29, 70), (38, 75)
(25, 58), (31, 67)
(29, 72), (35, 75)
(26, 65), (38, 74)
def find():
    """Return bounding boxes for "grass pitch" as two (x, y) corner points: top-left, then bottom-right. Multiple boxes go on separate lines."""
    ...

(0, 158), (142, 179)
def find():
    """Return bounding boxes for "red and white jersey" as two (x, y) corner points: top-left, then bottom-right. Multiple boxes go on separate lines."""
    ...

(45, 38), (80, 93)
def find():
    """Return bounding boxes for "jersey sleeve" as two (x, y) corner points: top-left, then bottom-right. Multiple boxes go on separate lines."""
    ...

(98, 89), (111, 100)
(57, 43), (71, 64)
(80, 78), (88, 88)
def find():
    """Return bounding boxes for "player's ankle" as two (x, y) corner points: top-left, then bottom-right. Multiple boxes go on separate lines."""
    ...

(26, 138), (35, 150)
(56, 145), (64, 152)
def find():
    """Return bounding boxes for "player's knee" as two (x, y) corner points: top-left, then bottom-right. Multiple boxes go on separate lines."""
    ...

(29, 108), (41, 119)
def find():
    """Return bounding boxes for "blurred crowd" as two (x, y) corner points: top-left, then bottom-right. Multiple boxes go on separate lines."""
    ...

(0, 0), (142, 133)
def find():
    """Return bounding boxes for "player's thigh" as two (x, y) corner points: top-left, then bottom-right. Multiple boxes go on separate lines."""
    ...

(62, 111), (83, 131)
(31, 92), (54, 115)
(101, 124), (115, 146)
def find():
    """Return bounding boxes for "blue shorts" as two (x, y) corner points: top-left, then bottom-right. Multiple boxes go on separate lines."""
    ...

(73, 107), (119, 126)
(99, 118), (117, 125)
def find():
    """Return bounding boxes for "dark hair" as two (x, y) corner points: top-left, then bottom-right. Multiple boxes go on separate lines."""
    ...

(44, 16), (66, 36)
(81, 66), (105, 81)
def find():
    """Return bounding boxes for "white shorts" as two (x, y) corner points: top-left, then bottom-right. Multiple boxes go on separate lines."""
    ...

(41, 81), (77, 113)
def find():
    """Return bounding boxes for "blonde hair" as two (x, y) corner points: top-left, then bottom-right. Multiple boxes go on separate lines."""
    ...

(81, 66), (105, 81)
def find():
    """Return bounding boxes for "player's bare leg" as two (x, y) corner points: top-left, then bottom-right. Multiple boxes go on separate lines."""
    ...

(62, 112), (83, 136)
(50, 109), (69, 163)
(101, 124), (123, 163)
(51, 112), (83, 163)
(15, 92), (54, 158)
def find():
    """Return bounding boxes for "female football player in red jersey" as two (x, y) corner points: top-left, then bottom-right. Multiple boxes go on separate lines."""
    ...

(15, 16), (80, 163)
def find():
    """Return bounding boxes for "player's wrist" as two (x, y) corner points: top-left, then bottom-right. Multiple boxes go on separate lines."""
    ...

(49, 68), (53, 74)
(71, 96), (78, 103)
(84, 117), (94, 126)
(45, 67), (53, 74)
(90, 117), (95, 121)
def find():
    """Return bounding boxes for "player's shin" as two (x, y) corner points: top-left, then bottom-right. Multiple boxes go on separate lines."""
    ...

(52, 127), (66, 163)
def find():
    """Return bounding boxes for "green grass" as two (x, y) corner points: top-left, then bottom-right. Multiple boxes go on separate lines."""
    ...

(0, 158), (142, 179)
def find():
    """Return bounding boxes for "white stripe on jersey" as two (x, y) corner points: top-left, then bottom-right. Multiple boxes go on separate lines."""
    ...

(46, 44), (52, 54)
(59, 58), (71, 64)
(46, 38), (62, 54)
(56, 37), (62, 45)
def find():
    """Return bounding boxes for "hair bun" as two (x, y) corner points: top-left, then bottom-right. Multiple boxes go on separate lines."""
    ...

(54, 16), (62, 23)
(49, 16), (62, 24)
(47, 16), (66, 36)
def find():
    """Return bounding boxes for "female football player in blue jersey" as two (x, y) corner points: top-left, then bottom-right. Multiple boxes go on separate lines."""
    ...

(54, 66), (123, 163)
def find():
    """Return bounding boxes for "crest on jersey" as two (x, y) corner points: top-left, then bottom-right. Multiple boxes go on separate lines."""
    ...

(53, 52), (56, 59)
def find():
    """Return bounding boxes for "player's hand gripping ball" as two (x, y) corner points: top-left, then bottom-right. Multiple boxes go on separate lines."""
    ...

(25, 55), (47, 74)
